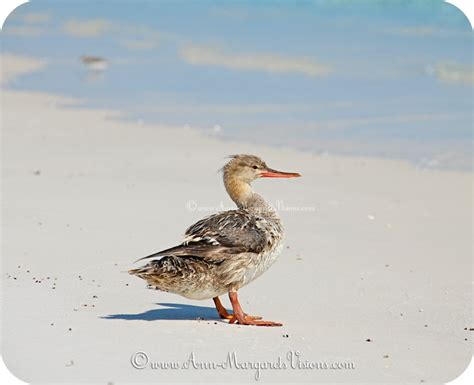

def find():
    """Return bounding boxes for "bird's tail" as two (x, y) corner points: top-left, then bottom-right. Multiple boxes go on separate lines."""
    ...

(129, 256), (204, 297)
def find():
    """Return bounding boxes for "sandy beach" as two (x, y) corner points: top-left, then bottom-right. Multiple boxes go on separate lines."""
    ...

(1, 55), (472, 383)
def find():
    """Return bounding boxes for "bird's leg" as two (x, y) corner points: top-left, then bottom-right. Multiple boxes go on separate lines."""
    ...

(213, 296), (262, 320)
(213, 297), (232, 319)
(227, 291), (282, 327)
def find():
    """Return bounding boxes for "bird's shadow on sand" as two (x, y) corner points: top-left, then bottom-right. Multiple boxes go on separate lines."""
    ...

(101, 303), (223, 321)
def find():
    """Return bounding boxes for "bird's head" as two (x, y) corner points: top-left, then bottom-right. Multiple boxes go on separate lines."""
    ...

(222, 154), (301, 184)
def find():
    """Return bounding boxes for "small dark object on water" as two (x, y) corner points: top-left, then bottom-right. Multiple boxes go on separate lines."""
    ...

(366, 338), (372, 342)
(282, 334), (289, 338)
(383, 354), (389, 358)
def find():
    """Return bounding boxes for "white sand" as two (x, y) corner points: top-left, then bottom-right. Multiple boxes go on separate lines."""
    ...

(1, 55), (472, 383)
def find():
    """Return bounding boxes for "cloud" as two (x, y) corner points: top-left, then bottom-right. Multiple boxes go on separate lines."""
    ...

(63, 19), (113, 38)
(180, 45), (331, 77)
(1, 53), (47, 86)
(4, 25), (45, 37)
(426, 62), (473, 85)
(22, 13), (51, 24)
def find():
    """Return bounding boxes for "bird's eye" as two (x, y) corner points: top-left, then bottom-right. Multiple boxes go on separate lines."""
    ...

(252, 165), (258, 169)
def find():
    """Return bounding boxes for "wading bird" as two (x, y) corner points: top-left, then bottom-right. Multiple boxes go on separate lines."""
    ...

(130, 155), (300, 326)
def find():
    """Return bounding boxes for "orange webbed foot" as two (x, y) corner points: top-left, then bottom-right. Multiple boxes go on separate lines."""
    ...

(228, 315), (282, 327)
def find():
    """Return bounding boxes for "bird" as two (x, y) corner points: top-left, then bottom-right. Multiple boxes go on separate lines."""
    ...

(129, 154), (301, 326)
(79, 55), (109, 72)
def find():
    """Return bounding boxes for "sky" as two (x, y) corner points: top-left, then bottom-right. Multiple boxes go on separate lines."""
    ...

(2, 0), (473, 170)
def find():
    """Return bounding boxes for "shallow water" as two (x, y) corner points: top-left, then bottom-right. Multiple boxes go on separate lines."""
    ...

(3, 0), (472, 170)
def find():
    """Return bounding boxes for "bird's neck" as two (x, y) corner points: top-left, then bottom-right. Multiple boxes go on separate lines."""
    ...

(224, 176), (253, 208)
(224, 177), (277, 217)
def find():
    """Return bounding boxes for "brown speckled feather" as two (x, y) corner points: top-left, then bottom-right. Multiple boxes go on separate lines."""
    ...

(129, 154), (297, 301)
(136, 210), (271, 264)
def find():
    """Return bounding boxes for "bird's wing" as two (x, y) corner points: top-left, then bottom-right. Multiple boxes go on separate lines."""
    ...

(136, 210), (268, 264)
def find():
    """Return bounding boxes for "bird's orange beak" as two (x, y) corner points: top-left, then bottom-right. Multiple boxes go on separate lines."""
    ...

(260, 168), (301, 178)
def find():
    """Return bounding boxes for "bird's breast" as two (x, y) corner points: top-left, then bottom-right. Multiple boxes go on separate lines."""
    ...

(241, 237), (284, 287)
